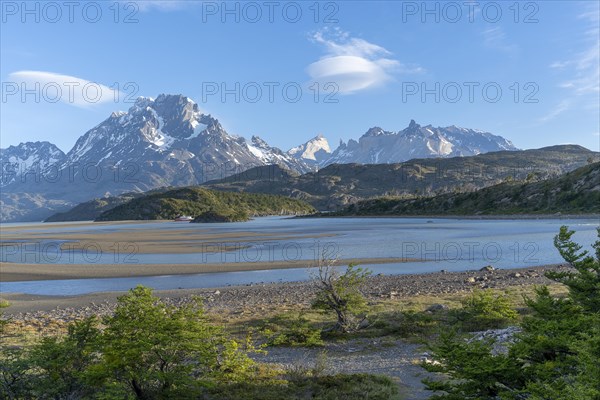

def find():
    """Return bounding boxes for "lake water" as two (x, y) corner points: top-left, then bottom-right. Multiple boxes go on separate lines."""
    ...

(1, 217), (598, 295)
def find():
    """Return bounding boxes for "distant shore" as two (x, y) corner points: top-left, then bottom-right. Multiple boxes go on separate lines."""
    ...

(303, 213), (600, 220)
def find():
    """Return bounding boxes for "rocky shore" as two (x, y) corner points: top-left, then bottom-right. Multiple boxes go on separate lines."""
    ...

(4, 264), (569, 326)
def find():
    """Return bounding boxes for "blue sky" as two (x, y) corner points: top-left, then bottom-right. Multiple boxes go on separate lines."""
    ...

(1, 0), (599, 153)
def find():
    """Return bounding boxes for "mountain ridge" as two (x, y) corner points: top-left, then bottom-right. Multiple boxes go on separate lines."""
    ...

(334, 161), (600, 216)
(44, 145), (599, 221)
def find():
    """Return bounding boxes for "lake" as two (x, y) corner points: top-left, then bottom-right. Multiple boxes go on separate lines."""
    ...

(1, 217), (598, 295)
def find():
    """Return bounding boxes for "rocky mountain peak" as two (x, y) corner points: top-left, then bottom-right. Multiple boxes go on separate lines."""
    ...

(287, 134), (331, 164)
(363, 127), (388, 137)
(251, 136), (270, 148)
(0, 141), (66, 186)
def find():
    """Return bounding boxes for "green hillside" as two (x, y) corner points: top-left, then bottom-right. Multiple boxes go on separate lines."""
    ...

(335, 162), (600, 216)
(203, 145), (599, 210)
(94, 187), (316, 221)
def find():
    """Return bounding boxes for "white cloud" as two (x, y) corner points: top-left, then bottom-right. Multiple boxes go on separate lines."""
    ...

(7, 71), (121, 108)
(306, 28), (422, 94)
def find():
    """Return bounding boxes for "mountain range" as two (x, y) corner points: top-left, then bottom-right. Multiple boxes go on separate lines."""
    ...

(45, 145), (599, 222)
(0, 93), (577, 222)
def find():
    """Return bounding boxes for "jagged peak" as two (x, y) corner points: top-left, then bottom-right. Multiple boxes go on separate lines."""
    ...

(1, 141), (64, 154)
(363, 127), (390, 137)
(251, 135), (270, 147)
(133, 96), (154, 106)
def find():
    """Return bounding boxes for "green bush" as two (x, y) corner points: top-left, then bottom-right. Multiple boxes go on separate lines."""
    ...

(205, 373), (401, 400)
(0, 300), (10, 335)
(311, 262), (372, 333)
(1, 286), (261, 399)
(453, 289), (518, 330)
(263, 312), (324, 347)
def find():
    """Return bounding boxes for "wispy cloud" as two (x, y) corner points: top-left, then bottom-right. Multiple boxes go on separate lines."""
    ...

(545, 2), (599, 120)
(481, 27), (518, 55)
(538, 100), (571, 123)
(306, 28), (423, 95)
(8, 71), (120, 108)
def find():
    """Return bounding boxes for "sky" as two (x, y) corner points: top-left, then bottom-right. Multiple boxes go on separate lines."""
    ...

(1, 0), (599, 153)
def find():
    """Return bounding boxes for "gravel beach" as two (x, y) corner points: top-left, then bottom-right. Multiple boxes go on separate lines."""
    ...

(3, 263), (568, 319)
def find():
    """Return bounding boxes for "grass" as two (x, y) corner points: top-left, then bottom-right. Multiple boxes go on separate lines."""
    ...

(216, 284), (569, 347)
(205, 373), (402, 400)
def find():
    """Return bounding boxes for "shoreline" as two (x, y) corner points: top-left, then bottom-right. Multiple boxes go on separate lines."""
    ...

(3, 213), (599, 227)
(2, 263), (569, 316)
(303, 213), (600, 220)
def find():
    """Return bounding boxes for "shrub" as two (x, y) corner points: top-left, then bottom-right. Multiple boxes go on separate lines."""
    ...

(0, 300), (10, 335)
(263, 312), (324, 347)
(454, 289), (518, 330)
(311, 258), (372, 333)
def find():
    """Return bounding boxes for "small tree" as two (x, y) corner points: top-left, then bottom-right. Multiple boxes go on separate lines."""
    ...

(547, 225), (600, 312)
(311, 255), (371, 333)
(29, 317), (100, 398)
(457, 290), (518, 330)
(91, 286), (255, 399)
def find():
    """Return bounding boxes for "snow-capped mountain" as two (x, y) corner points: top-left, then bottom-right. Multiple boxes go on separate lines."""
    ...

(0, 95), (519, 222)
(288, 134), (331, 165)
(0, 94), (311, 221)
(0, 141), (66, 186)
(62, 94), (310, 180)
(324, 120), (517, 165)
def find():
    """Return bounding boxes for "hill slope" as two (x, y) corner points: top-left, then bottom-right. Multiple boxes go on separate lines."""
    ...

(335, 162), (600, 216)
(202, 145), (599, 210)
(95, 188), (315, 221)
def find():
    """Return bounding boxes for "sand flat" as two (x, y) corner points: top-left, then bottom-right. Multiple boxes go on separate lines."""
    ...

(0, 225), (337, 254)
(0, 257), (421, 282)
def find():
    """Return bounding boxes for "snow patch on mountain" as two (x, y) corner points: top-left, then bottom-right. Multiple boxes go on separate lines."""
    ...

(288, 134), (331, 164)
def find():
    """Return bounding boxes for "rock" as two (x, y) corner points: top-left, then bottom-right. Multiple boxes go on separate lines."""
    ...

(426, 304), (449, 313)
(214, 290), (221, 295)
(466, 277), (476, 283)
(510, 272), (522, 278)
(480, 265), (495, 272)
(358, 319), (371, 329)
(469, 326), (521, 355)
